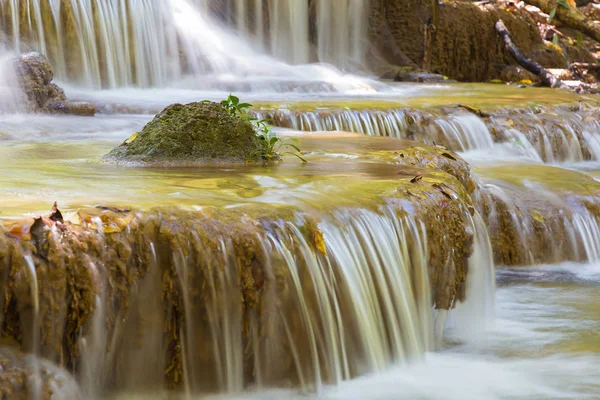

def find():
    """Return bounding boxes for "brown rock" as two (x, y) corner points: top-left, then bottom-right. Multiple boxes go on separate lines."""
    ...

(46, 101), (96, 117)
(15, 52), (96, 117)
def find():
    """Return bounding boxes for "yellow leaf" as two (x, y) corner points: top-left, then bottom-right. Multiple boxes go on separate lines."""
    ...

(518, 79), (533, 85)
(530, 210), (545, 223)
(490, 79), (503, 84)
(124, 132), (138, 144)
(315, 230), (326, 254)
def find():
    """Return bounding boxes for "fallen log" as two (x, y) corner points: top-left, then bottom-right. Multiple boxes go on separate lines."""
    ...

(495, 19), (567, 88)
(523, 0), (600, 44)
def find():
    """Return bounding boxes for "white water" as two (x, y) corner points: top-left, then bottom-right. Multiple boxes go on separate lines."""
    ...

(193, 0), (367, 69)
(254, 109), (496, 151)
(0, 0), (372, 90)
(23, 254), (41, 400)
(0, 45), (23, 113)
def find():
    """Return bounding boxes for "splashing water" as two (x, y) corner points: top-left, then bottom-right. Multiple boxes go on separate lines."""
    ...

(0, 0), (375, 91)
(0, 45), (23, 113)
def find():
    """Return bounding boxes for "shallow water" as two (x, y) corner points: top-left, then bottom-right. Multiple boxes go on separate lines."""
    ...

(64, 82), (591, 114)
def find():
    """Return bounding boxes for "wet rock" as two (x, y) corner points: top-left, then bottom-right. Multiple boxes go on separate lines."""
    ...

(46, 101), (97, 116)
(0, 347), (81, 400)
(15, 52), (96, 116)
(104, 101), (260, 164)
(500, 65), (539, 83)
(393, 69), (454, 83)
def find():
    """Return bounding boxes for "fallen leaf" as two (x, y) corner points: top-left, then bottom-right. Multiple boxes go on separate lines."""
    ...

(410, 174), (423, 183)
(124, 132), (138, 144)
(314, 230), (326, 254)
(457, 104), (490, 118)
(440, 189), (453, 199)
(530, 209), (545, 223)
(49, 201), (64, 223)
(441, 152), (457, 161)
(96, 205), (131, 213)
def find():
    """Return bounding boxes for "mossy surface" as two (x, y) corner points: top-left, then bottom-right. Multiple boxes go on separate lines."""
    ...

(105, 102), (260, 164)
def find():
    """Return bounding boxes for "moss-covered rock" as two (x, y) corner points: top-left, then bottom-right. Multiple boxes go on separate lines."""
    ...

(105, 102), (261, 164)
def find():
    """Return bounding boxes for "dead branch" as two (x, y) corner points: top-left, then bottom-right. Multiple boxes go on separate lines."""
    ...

(495, 19), (568, 88)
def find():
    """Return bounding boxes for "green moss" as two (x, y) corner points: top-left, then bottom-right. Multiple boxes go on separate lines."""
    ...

(105, 102), (261, 164)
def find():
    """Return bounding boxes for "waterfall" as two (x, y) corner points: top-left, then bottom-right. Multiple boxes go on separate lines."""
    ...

(254, 105), (600, 161)
(316, 0), (368, 70)
(473, 174), (600, 266)
(268, 0), (310, 64)
(23, 254), (42, 400)
(255, 108), (496, 151)
(0, 203), (495, 397)
(0, 0), (370, 89)
(0, 44), (23, 113)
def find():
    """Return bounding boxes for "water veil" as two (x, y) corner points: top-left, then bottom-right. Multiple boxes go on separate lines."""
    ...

(0, 44), (23, 113)
(0, 0), (380, 93)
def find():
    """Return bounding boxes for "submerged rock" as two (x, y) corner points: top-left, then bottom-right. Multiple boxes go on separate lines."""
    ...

(105, 101), (260, 163)
(15, 52), (96, 116)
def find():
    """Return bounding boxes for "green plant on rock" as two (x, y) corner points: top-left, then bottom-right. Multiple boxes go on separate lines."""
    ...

(206, 94), (306, 163)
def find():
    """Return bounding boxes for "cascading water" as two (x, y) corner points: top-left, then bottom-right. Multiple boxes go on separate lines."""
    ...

(255, 108), (496, 151)
(470, 166), (600, 267)
(0, 195), (495, 398)
(0, 0), (371, 89)
(182, 0), (368, 69)
(0, 44), (23, 113)
(255, 103), (600, 163)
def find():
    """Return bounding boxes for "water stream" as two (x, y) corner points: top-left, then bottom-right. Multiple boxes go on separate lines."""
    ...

(1, 1), (599, 399)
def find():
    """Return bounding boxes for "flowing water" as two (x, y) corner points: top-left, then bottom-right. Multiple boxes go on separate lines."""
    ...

(1, 1), (600, 399)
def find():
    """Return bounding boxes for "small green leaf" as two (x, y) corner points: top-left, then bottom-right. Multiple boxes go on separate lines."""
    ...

(577, 32), (583, 47)
(230, 95), (240, 106)
(284, 143), (302, 152)
(549, 7), (556, 23)
(552, 33), (559, 46)
(238, 102), (252, 109)
(556, 0), (569, 8)
(270, 137), (279, 145)
(280, 151), (307, 163)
